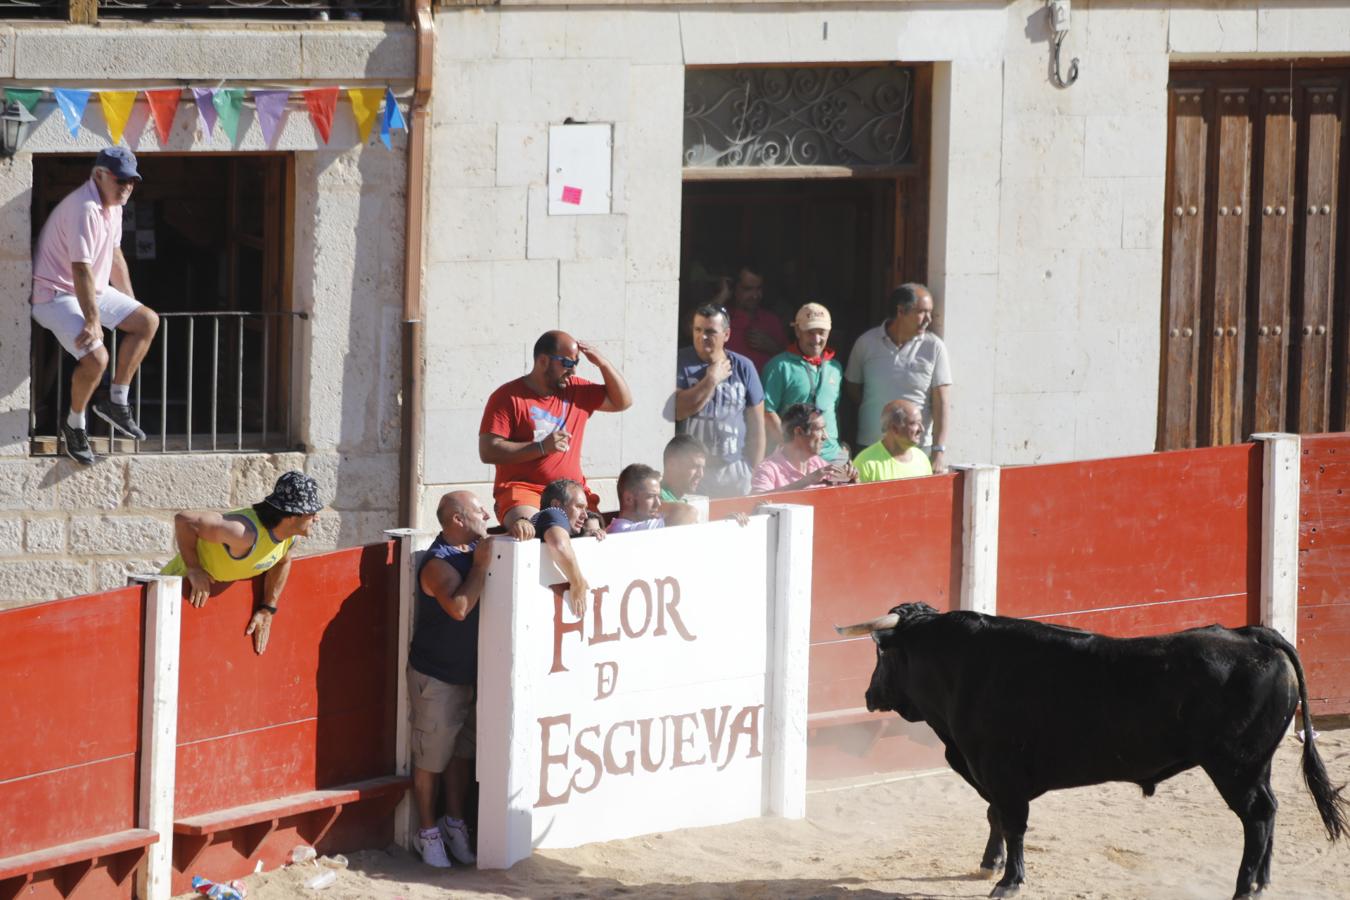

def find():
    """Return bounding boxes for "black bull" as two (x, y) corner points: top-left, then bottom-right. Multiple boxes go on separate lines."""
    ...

(837, 603), (1348, 898)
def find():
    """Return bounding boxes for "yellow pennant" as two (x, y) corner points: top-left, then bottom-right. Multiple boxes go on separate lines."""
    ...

(347, 89), (383, 145)
(99, 90), (138, 145)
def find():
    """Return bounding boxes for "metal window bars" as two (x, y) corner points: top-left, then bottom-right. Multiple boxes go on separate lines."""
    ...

(30, 309), (308, 455)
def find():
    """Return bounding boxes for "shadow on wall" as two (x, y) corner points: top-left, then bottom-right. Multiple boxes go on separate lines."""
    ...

(302, 141), (406, 548)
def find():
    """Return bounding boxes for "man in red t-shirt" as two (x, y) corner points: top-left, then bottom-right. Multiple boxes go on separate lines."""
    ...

(478, 330), (633, 528)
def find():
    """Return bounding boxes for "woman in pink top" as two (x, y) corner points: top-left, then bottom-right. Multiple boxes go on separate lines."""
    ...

(751, 403), (858, 494)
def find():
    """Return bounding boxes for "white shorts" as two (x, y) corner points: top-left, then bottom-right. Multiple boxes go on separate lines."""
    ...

(31, 288), (143, 360)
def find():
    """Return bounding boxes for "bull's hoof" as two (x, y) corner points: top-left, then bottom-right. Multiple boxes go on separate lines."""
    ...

(978, 861), (1004, 879)
(989, 883), (1022, 898)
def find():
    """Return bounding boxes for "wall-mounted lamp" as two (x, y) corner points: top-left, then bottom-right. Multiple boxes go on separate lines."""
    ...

(1047, 0), (1080, 89)
(0, 101), (36, 158)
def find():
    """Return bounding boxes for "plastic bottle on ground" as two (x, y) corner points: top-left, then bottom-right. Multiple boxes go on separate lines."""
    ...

(319, 854), (348, 869)
(288, 845), (318, 865)
(304, 870), (338, 890)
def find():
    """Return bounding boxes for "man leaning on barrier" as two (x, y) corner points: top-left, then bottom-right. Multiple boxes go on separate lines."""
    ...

(408, 490), (493, 869)
(607, 463), (697, 534)
(160, 471), (324, 655)
(31, 147), (160, 465)
(508, 478), (599, 617)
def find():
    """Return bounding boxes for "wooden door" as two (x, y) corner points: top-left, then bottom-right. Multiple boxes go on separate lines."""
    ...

(1160, 66), (1350, 449)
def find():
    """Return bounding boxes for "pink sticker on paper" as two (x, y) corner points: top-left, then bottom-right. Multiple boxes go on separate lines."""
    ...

(561, 185), (583, 205)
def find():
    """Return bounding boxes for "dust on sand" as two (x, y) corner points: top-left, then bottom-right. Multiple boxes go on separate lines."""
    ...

(198, 729), (1350, 899)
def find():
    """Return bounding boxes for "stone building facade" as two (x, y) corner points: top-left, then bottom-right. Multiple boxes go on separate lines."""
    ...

(3, 2), (1348, 601)
(0, 22), (412, 602)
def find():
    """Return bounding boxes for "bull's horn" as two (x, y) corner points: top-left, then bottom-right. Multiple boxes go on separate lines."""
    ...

(834, 613), (900, 637)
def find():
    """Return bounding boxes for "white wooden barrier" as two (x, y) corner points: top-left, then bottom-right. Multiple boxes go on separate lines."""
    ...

(475, 508), (813, 868)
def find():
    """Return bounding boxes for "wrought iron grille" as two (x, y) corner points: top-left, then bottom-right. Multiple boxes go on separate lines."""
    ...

(0, 0), (64, 19)
(31, 310), (306, 455)
(684, 66), (916, 170)
(97, 0), (403, 21)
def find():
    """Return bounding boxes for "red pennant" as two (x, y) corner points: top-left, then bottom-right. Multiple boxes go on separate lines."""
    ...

(145, 88), (183, 145)
(304, 88), (339, 144)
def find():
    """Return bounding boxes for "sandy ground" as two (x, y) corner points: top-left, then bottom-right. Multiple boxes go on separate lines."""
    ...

(200, 729), (1350, 900)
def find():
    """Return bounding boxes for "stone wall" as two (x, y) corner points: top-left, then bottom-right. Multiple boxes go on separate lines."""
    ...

(0, 23), (412, 603)
(423, 0), (1350, 504)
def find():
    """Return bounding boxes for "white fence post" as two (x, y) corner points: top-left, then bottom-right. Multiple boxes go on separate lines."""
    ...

(760, 503), (813, 820)
(385, 528), (435, 850)
(1252, 433), (1301, 644)
(133, 574), (181, 900)
(475, 538), (537, 870)
(953, 464), (1000, 616)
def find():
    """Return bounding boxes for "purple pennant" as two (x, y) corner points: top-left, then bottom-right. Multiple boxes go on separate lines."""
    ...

(252, 90), (290, 146)
(192, 88), (218, 138)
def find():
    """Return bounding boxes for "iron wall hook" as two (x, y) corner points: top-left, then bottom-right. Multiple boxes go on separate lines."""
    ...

(1051, 31), (1080, 89)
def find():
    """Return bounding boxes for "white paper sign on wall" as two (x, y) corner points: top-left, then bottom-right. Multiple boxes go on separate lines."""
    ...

(548, 123), (612, 216)
(475, 508), (813, 868)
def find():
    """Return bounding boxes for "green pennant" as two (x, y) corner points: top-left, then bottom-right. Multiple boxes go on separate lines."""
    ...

(4, 88), (42, 115)
(212, 88), (245, 142)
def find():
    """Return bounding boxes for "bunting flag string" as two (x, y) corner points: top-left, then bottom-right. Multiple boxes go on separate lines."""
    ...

(253, 90), (290, 146)
(191, 88), (218, 139)
(4, 84), (408, 149)
(53, 89), (91, 138)
(347, 88), (383, 145)
(213, 88), (245, 143)
(380, 87), (406, 150)
(145, 89), (182, 145)
(98, 90), (137, 145)
(3, 88), (42, 115)
(304, 87), (339, 144)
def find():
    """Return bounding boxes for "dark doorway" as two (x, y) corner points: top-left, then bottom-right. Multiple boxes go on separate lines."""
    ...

(679, 177), (927, 441)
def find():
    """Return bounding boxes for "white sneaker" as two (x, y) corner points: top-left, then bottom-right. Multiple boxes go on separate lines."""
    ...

(439, 816), (476, 865)
(418, 827), (451, 868)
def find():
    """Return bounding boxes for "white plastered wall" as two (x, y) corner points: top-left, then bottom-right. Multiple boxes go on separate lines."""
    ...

(425, 0), (1350, 504)
(0, 24), (412, 603)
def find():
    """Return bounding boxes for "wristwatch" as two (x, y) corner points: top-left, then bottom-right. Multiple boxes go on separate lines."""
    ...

(257, 604), (279, 615)
(931, 445), (946, 454)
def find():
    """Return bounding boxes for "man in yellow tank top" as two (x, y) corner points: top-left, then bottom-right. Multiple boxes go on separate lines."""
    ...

(161, 471), (324, 654)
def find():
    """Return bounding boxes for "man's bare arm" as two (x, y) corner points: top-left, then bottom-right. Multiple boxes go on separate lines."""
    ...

(109, 247), (134, 297)
(420, 556), (467, 618)
(844, 379), (862, 407)
(70, 262), (102, 352)
(246, 553), (292, 655)
(579, 342), (633, 413)
(479, 431), (567, 465)
(764, 410), (783, 449)
(175, 510), (251, 607)
(930, 383), (951, 474)
(542, 526), (588, 617)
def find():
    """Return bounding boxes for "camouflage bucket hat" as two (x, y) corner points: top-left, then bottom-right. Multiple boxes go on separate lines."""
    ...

(263, 471), (323, 516)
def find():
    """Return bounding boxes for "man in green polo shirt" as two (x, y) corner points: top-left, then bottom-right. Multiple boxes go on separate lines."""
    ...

(761, 302), (846, 461)
(854, 398), (933, 483)
(660, 433), (707, 502)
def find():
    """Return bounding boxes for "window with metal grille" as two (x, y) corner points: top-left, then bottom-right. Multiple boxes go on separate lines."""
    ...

(683, 65), (918, 172)
(29, 154), (303, 454)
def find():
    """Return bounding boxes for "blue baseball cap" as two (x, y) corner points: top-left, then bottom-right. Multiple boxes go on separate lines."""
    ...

(94, 147), (141, 181)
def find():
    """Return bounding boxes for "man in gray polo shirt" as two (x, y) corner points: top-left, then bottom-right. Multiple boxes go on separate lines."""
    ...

(844, 283), (952, 473)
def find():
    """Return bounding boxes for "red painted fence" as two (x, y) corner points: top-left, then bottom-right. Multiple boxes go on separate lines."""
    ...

(2, 436), (1348, 896)
(1299, 434), (1350, 715)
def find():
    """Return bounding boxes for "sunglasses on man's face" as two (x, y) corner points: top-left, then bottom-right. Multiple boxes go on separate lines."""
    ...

(550, 355), (579, 369)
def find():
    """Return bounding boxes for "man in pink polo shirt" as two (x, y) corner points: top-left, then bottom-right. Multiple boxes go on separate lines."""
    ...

(32, 147), (160, 465)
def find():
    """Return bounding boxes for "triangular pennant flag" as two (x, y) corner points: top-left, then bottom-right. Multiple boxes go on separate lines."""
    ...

(98, 90), (137, 145)
(212, 88), (244, 143)
(144, 89), (182, 145)
(252, 90), (290, 146)
(192, 88), (218, 139)
(54, 89), (91, 138)
(380, 88), (406, 150)
(303, 87), (338, 144)
(3, 88), (42, 116)
(347, 88), (383, 145)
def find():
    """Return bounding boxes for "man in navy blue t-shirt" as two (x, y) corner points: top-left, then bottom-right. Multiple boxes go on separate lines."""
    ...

(672, 303), (766, 497)
(407, 490), (492, 868)
(509, 477), (600, 618)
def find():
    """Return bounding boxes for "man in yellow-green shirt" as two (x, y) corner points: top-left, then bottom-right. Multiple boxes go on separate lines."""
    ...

(161, 470), (324, 655)
(853, 399), (933, 483)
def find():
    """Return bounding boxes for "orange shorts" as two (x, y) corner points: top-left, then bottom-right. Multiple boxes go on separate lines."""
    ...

(493, 481), (599, 523)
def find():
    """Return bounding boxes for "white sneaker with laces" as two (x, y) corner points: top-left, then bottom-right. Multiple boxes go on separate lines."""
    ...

(418, 827), (452, 868)
(439, 816), (476, 865)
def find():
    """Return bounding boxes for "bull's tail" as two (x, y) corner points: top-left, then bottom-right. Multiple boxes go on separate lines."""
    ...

(1263, 629), (1349, 841)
